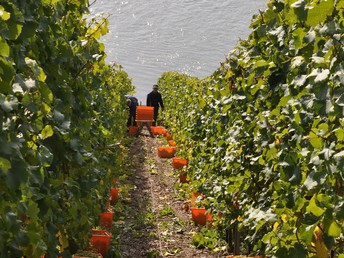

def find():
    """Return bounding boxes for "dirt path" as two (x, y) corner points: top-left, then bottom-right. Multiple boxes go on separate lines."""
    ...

(116, 132), (228, 258)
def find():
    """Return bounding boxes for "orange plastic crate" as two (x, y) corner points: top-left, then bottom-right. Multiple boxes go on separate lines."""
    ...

(99, 208), (114, 228)
(136, 106), (154, 121)
(90, 230), (111, 256)
(168, 140), (176, 146)
(172, 157), (187, 169)
(128, 126), (138, 135)
(190, 207), (212, 226)
(151, 126), (165, 135)
(110, 188), (119, 204)
(157, 146), (176, 158)
(179, 173), (189, 183)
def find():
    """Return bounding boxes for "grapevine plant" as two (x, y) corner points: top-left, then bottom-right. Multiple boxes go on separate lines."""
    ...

(0, 0), (133, 257)
(159, 0), (344, 257)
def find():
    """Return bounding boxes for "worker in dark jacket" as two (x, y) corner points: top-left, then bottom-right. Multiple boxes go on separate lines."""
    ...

(146, 84), (164, 126)
(126, 95), (138, 127)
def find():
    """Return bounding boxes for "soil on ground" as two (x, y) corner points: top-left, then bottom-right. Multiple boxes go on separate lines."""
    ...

(114, 130), (229, 258)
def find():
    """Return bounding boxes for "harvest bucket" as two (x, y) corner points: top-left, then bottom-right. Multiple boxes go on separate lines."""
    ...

(99, 208), (114, 228)
(172, 157), (187, 169)
(90, 229), (111, 256)
(190, 207), (212, 226)
(110, 188), (119, 204)
(168, 140), (176, 146)
(179, 173), (189, 183)
(128, 126), (138, 136)
(136, 106), (154, 121)
(157, 146), (176, 158)
(151, 126), (165, 135)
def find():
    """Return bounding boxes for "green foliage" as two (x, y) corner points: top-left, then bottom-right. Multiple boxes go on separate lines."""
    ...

(191, 228), (225, 250)
(159, 0), (344, 256)
(0, 0), (133, 257)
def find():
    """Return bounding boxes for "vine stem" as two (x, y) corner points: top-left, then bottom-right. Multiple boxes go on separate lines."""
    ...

(88, 0), (97, 7)
(86, 14), (112, 40)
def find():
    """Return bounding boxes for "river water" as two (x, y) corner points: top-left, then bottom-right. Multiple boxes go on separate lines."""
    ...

(89, 0), (267, 103)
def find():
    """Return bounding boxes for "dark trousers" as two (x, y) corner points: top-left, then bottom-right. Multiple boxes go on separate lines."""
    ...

(127, 110), (137, 127)
(153, 107), (159, 126)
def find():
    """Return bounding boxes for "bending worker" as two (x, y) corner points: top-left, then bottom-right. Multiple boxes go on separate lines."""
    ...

(126, 95), (138, 127)
(146, 84), (164, 126)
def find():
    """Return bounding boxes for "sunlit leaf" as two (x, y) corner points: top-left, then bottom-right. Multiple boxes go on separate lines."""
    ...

(306, 0), (334, 27)
(0, 157), (11, 172)
(6, 20), (23, 40)
(327, 221), (341, 237)
(25, 58), (47, 82)
(309, 131), (323, 149)
(0, 37), (9, 56)
(303, 171), (318, 190)
(315, 69), (329, 82)
(306, 196), (324, 217)
(0, 5), (11, 20)
(40, 125), (54, 140)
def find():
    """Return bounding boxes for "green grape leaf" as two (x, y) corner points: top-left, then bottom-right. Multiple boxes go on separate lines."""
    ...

(334, 128), (344, 141)
(306, 196), (324, 217)
(289, 243), (307, 258)
(6, 159), (29, 191)
(317, 194), (332, 208)
(0, 37), (10, 56)
(327, 221), (341, 237)
(42, 0), (59, 5)
(20, 21), (39, 39)
(299, 224), (316, 244)
(0, 57), (15, 94)
(253, 60), (269, 69)
(25, 58), (47, 82)
(306, 0), (334, 27)
(37, 145), (53, 167)
(289, 166), (302, 185)
(309, 132), (323, 149)
(303, 213), (319, 225)
(0, 157), (11, 172)
(6, 20), (23, 40)
(40, 125), (54, 140)
(289, 0), (307, 23)
(40, 83), (53, 103)
(0, 5), (10, 20)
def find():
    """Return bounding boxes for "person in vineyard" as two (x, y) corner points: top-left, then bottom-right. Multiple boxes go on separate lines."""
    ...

(146, 84), (164, 126)
(126, 95), (139, 127)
